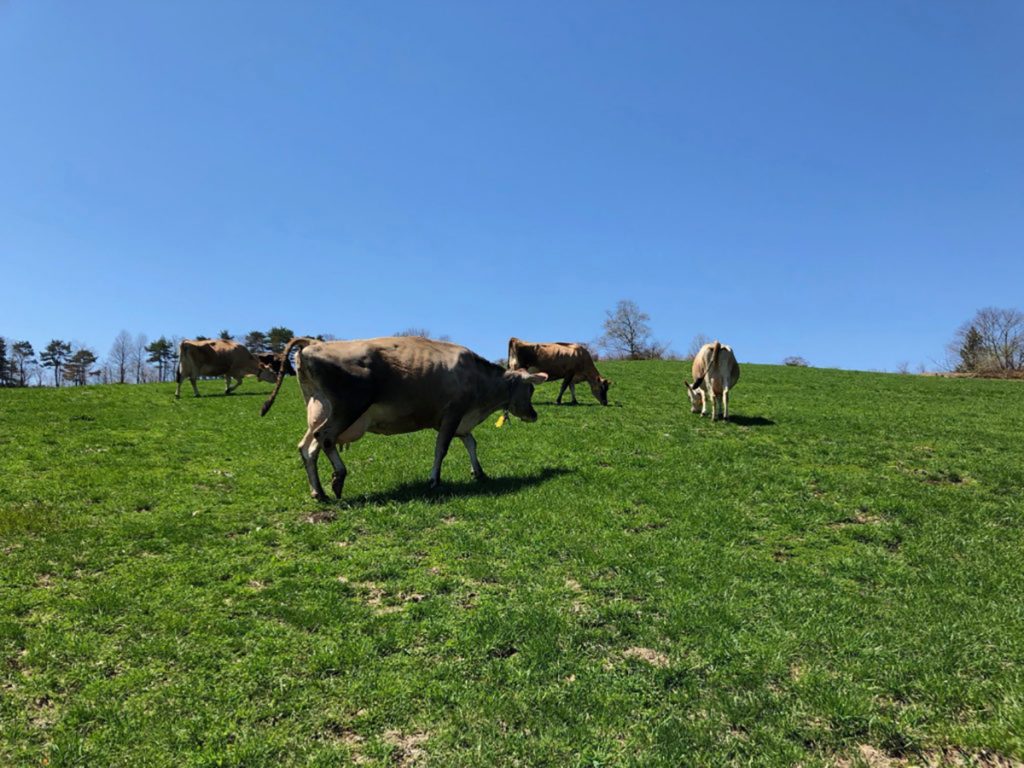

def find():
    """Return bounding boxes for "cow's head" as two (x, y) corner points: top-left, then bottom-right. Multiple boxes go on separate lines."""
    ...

(685, 378), (705, 413)
(256, 363), (278, 384)
(589, 377), (612, 406)
(505, 370), (548, 422)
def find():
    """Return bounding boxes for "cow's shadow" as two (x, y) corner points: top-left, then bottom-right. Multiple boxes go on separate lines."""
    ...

(343, 466), (573, 507)
(725, 415), (775, 427)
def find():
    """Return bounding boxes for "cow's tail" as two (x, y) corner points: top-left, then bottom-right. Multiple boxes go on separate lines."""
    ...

(710, 340), (721, 369)
(176, 340), (186, 385)
(260, 337), (316, 417)
(507, 337), (520, 370)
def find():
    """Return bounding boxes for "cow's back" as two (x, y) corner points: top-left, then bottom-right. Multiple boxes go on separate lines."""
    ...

(181, 339), (252, 377)
(693, 342), (739, 392)
(302, 336), (482, 400)
(509, 340), (588, 381)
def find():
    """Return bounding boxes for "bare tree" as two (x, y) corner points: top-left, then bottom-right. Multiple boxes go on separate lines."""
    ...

(687, 333), (711, 359)
(783, 356), (809, 367)
(599, 300), (666, 359)
(948, 307), (1024, 373)
(132, 333), (149, 383)
(394, 327), (432, 338)
(109, 330), (133, 384)
(895, 361), (910, 375)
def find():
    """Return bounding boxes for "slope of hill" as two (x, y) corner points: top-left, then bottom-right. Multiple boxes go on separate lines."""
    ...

(2, 362), (1023, 766)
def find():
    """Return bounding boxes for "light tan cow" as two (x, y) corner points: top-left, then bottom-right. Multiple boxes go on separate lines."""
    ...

(175, 339), (276, 398)
(507, 337), (611, 406)
(260, 336), (547, 501)
(686, 341), (740, 420)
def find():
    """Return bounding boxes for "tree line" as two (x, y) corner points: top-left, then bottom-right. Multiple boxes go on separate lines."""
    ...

(0, 327), (296, 388)
(3, 304), (1020, 387)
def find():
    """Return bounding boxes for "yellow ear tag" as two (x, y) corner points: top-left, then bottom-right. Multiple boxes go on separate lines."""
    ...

(495, 412), (507, 428)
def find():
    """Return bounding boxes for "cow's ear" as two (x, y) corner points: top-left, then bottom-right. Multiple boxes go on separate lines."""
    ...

(525, 372), (548, 385)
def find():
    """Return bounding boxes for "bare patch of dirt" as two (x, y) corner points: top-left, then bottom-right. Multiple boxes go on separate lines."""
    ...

(358, 583), (426, 615)
(622, 647), (670, 668)
(29, 695), (56, 729)
(304, 510), (337, 524)
(565, 578), (582, 592)
(247, 580), (265, 590)
(830, 513), (882, 528)
(384, 730), (429, 767)
(832, 745), (1024, 767)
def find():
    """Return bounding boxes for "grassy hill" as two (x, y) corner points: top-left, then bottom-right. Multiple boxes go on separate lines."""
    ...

(2, 362), (1023, 766)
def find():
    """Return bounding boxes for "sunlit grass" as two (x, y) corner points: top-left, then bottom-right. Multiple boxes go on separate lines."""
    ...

(2, 363), (1023, 766)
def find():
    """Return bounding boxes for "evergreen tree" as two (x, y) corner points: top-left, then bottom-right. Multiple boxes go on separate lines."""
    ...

(65, 348), (98, 386)
(957, 326), (985, 373)
(267, 327), (295, 354)
(11, 341), (35, 387)
(146, 337), (175, 382)
(0, 337), (8, 386)
(244, 330), (269, 353)
(40, 339), (72, 387)
(219, 329), (234, 341)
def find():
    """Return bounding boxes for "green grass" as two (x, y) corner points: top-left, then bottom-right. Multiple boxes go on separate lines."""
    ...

(2, 362), (1023, 766)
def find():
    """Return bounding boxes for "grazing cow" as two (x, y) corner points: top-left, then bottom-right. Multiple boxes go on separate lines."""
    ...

(257, 352), (296, 377)
(507, 337), (611, 406)
(260, 337), (548, 501)
(175, 339), (277, 398)
(686, 341), (740, 420)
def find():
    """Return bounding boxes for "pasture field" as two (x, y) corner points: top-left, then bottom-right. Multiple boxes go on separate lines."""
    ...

(2, 362), (1024, 767)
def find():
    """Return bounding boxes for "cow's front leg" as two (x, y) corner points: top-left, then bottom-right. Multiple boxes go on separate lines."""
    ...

(460, 433), (486, 481)
(190, 377), (200, 397)
(556, 378), (571, 405)
(429, 418), (459, 489)
(700, 389), (708, 417)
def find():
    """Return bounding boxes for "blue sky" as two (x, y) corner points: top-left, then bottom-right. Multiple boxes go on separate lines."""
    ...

(2, 1), (1022, 371)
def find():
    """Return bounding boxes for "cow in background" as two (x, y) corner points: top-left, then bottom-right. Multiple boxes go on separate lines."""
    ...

(176, 339), (276, 398)
(257, 352), (296, 378)
(686, 341), (740, 420)
(507, 337), (611, 406)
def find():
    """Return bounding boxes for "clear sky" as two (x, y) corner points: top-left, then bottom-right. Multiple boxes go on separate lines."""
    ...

(2, 1), (1022, 371)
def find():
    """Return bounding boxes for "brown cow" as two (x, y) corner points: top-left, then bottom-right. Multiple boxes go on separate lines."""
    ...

(685, 341), (740, 420)
(260, 336), (548, 501)
(507, 337), (611, 405)
(175, 339), (276, 398)
(257, 352), (296, 377)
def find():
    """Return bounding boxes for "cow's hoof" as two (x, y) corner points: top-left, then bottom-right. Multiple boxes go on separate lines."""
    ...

(331, 473), (346, 498)
(472, 470), (488, 482)
(312, 490), (329, 503)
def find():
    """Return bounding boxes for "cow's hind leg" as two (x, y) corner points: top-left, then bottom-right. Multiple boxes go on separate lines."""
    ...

(190, 376), (200, 397)
(722, 387), (730, 421)
(460, 433), (486, 481)
(429, 416), (459, 488)
(569, 380), (579, 405)
(321, 435), (348, 499)
(299, 396), (332, 501)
